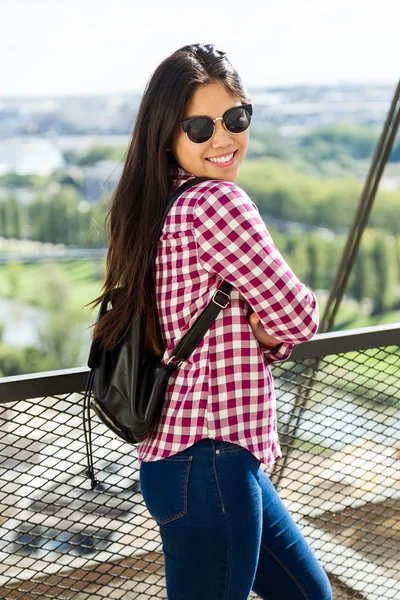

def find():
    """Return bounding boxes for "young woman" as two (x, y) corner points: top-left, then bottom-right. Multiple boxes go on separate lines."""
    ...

(90, 44), (332, 600)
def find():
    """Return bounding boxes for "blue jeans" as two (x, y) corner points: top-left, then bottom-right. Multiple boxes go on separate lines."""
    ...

(139, 438), (332, 600)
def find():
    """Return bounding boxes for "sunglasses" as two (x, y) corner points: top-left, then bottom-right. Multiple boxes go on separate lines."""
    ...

(179, 103), (253, 144)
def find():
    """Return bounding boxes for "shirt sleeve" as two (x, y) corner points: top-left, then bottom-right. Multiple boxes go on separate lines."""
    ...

(261, 340), (294, 365)
(192, 181), (319, 348)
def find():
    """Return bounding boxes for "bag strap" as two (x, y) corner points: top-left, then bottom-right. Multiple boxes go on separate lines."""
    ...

(154, 177), (233, 369)
(151, 176), (210, 255)
(167, 280), (232, 367)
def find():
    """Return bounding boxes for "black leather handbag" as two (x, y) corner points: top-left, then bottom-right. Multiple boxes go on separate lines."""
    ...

(82, 177), (232, 489)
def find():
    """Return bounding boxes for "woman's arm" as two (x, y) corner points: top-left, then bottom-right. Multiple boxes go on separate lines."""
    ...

(248, 312), (281, 348)
(247, 311), (293, 364)
(193, 181), (319, 354)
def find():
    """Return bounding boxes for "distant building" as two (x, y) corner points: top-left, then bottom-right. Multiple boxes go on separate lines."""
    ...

(81, 159), (124, 202)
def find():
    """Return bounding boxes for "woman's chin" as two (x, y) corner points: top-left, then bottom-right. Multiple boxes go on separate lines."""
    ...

(204, 162), (239, 182)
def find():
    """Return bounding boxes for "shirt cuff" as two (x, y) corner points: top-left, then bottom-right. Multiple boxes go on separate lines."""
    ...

(261, 341), (294, 363)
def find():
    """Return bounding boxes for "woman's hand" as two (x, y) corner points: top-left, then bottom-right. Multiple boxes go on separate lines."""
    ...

(248, 312), (281, 350)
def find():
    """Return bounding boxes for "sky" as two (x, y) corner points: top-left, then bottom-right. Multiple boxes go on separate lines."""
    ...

(1, 0), (399, 97)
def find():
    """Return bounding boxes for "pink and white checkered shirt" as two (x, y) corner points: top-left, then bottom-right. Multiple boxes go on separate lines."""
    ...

(136, 167), (319, 467)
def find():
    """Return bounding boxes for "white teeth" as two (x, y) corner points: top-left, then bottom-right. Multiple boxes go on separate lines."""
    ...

(208, 152), (234, 164)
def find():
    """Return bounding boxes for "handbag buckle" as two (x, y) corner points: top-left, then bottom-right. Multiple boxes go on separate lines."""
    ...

(166, 355), (184, 368)
(212, 290), (230, 309)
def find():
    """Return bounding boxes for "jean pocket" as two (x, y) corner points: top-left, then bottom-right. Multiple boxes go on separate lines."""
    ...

(140, 456), (193, 525)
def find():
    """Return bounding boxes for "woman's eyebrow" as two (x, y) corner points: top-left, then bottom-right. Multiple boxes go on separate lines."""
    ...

(183, 111), (212, 119)
(184, 106), (238, 119)
(184, 115), (205, 120)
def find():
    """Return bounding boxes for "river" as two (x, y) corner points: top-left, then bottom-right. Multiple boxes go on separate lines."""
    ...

(0, 296), (91, 364)
(0, 297), (47, 347)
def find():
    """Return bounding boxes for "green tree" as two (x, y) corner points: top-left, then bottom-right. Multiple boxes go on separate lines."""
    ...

(320, 237), (345, 291)
(395, 237), (400, 299)
(35, 198), (47, 241)
(35, 309), (88, 370)
(247, 128), (292, 160)
(26, 262), (72, 310)
(351, 247), (369, 302)
(0, 202), (7, 237)
(306, 236), (326, 290)
(300, 125), (379, 161)
(77, 144), (126, 166)
(0, 173), (49, 188)
(284, 233), (309, 282)
(371, 235), (396, 314)
(0, 344), (27, 377)
(0, 341), (63, 376)
(2, 197), (23, 238)
(84, 197), (109, 248)
(7, 260), (23, 299)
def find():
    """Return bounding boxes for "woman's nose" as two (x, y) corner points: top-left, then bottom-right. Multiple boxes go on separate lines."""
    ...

(211, 119), (233, 148)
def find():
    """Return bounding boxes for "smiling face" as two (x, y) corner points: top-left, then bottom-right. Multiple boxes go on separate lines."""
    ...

(171, 82), (250, 182)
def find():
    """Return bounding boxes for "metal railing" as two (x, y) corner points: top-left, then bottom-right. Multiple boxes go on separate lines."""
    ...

(0, 323), (399, 600)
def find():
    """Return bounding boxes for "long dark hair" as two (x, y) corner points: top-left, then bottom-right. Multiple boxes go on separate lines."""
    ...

(85, 43), (249, 353)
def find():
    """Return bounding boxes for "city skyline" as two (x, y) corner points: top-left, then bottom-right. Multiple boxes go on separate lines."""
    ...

(1, 0), (399, 98)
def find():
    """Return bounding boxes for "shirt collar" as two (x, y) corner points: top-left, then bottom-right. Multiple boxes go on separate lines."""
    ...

(170, 166), (196, 193)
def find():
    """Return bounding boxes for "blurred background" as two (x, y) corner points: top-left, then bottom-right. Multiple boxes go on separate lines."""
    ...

(0, 0), (399, 378)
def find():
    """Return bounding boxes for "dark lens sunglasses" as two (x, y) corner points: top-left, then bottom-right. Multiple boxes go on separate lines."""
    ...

(179, 103), (253, 144)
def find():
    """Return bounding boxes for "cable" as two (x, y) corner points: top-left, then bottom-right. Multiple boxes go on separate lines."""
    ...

(82, 368), (99, 490)
(271, 80), (400, 488)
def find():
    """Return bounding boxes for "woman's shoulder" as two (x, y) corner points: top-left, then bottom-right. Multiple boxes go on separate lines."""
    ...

(170, 167), (257, 213)
(189, 178), (253, 208)
(189, 178), (260, 220)
(188, 176), (244, 194)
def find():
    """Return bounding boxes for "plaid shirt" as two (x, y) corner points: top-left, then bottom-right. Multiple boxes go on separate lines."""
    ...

(137, 167), (319, 466)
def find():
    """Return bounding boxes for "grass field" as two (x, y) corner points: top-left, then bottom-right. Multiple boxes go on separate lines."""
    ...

(1, 258), (400, 329)
(0, 259), (104, 316)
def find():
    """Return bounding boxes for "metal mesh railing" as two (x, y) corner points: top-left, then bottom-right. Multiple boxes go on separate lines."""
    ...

(0, 334), (399, 599)
(270, 345), (400, 599)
